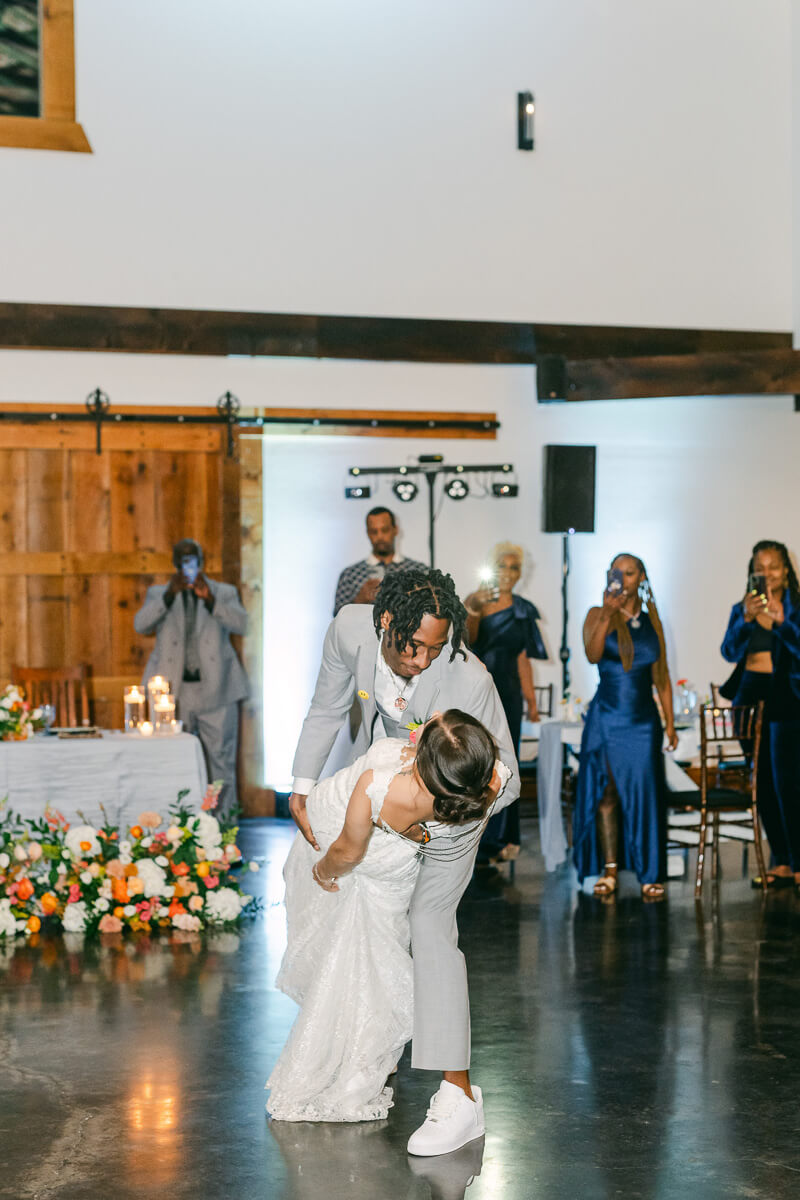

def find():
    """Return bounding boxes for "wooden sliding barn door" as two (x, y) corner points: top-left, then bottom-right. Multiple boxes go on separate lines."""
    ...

(0, 416), (265, 809)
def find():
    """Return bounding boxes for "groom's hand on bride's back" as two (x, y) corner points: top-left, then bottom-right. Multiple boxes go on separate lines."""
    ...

(289, 793), (320, 851)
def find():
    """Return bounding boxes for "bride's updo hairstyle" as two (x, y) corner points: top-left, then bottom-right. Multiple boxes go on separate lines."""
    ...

(415, 710), (497, 825)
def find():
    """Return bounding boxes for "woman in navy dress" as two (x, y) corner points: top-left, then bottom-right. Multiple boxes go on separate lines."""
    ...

(573, 553), (677, 900)
(719, 540), (800, 887)
(464, 542), (547, 862)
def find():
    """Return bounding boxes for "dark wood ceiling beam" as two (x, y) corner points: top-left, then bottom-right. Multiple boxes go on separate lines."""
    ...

(0, 302), (790, 365)
(537, 349), (800, 403)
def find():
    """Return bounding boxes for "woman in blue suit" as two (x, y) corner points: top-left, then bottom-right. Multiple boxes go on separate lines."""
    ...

(572, 554), (678, 901)
(720, 540), (800, 887)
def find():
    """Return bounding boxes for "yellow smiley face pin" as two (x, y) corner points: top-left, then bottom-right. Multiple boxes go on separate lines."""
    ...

(357, 689), (369, 700)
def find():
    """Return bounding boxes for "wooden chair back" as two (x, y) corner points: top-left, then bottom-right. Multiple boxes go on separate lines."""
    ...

(709, 682), (731, 709)
(11, 665), (90, 727)
(693, 701), (765, 896)
(535, 683), (554, 718)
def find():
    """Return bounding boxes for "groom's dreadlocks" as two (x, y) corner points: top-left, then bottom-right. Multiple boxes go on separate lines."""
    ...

(373, 567), (468, 662)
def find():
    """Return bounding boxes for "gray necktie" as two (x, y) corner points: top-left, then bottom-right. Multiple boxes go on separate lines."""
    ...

(183, 591), (201, 679)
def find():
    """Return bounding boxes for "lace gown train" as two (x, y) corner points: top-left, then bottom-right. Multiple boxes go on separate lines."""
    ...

(266, 739), (422, 1122)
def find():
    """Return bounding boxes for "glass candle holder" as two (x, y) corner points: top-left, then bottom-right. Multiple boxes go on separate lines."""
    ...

(147, 675), (170, 722)
(140, 721), (154, 737)
(123, 685), (146, 733)
(154, 694), (176, 735)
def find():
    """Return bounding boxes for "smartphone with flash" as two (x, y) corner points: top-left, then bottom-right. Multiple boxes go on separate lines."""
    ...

(606, 567), (624, 596)
(749, 572), (767, 598)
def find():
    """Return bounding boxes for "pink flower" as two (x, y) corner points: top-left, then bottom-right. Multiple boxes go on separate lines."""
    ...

(27, 842), (42, 861)
(68, 884), (81, 903)
(204, 875), (219, 889)
(188, 894), (204, 912)
(98, 914), (123, 933)
(201, 782), (222, 811)
(137, 811), (162, 829)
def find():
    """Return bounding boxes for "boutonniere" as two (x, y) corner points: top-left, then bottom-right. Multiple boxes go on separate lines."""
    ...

(357, 689), (369, 700)
(405, 719), (422, 745)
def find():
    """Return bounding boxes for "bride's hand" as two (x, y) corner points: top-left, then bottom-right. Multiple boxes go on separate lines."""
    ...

(312, 861), (339, 892)
(289, 792), (320, 852)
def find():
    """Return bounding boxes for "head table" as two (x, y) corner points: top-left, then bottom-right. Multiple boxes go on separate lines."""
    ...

(0, 731), (208, 827)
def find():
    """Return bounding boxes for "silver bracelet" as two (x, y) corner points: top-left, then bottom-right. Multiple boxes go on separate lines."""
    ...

(312, 862), (337, 886)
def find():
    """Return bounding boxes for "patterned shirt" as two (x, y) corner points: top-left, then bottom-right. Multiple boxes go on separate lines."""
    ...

(333, 553), (427, 616)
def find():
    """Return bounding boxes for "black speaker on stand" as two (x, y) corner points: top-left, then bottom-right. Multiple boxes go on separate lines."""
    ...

(542, 445), (597, 700)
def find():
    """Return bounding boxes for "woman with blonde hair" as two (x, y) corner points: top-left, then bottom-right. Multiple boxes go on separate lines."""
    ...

(464, 541), (547, 863)
(572, 553), (677, 901)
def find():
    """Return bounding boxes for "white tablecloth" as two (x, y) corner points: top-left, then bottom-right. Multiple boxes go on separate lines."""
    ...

(536, 720), (700, 873)
(0, 732), (208, 826)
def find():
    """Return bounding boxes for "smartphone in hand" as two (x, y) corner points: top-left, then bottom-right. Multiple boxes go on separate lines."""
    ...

(606, 567), (624, 596)
(749, 572), (767, 598)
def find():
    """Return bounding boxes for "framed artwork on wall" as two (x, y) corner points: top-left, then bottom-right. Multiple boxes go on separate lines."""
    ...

(0, 0), (90, 152)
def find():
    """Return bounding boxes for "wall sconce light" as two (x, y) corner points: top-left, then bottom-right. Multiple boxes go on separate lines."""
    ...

(517, 91), (534, 151)
(345, 485), (371, 499)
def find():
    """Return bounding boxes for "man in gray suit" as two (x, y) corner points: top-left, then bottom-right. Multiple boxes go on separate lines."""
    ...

(289, 567), (519, 1156)
(134, 538), (248, 813)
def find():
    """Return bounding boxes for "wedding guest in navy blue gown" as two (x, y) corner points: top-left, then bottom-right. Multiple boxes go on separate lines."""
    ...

(573, 554), (677, 901)
(720, 540), (800, 888)
(464, 543), (547, 863)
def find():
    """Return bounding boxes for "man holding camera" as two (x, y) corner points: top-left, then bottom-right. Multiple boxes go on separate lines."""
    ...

(134, 538), (248, 813)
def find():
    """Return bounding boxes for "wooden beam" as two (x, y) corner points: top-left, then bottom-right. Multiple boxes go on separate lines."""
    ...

(537, 349), (800, 403)
(0, 302), (789, 364)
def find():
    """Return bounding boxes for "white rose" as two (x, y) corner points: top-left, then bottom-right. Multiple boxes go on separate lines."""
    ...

(0, 697), (11, 710)
(224, 844), (241, 862)
(62, 901), (88, 933)
(94, 898), (109, 913)
(99, 881), (112, 898)
(56, 862), (68, 875)
(15, 919), (26, 932)
(0, 905), (16, 937)
(64, 825), (101, 859)
(141, 836), (153, 849)
(135, 858), (168, 899)
(119, 854), (132, 866)
(0, 853), (9, 869)
(155, 855), (168, 867)
(172, 912), (201, 932)
(80, 872), (92, 885)
(13, 845), (27, 862)
(158, 906), (169, 918)
(205, 887), (243, 923)
(166, 825), (182, 843)
(123, 905), (136, 917)
(119, 840), (132, 856)
(62, 849), (71, 860)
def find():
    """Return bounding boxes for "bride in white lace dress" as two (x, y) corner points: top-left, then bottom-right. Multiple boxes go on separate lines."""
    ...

(266, 709), (508, 1123)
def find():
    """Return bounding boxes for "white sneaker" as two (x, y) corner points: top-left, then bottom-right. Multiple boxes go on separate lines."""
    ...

(407, 1081), (485, 1156)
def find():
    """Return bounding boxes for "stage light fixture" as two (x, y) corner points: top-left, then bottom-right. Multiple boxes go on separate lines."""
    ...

(392, 479), (418, 503)
(444, 477), (470, 501)
(492, 482), (518, 497)
(345, 485), (371, 499)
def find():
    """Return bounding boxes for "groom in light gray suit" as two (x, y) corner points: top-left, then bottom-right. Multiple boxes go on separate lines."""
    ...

(134, 538), (248, 813)
(289, 567), (519, 1156)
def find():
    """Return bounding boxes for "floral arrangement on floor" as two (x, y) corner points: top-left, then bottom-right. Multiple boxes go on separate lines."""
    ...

(0, 783), (260, 939)
(0, 684), (46, 741)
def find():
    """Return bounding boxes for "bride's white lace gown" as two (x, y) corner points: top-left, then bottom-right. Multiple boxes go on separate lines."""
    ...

(266, 738), (423, 1122)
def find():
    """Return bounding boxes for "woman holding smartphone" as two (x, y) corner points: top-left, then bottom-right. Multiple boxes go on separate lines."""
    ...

(572, 553), (678, 900)
(464, 542), (547, 863)
(720, 540), (800, 887)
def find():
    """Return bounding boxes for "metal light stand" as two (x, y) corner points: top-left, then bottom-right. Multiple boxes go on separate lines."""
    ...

(560, 533), (571, 699)
(345, 459), (516, 568)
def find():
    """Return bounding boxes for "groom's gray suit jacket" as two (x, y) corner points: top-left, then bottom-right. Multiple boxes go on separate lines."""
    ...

(292, 604), (519, 809)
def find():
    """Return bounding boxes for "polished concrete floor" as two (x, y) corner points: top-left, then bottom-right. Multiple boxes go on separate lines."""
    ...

(2, 818), (800, 1200)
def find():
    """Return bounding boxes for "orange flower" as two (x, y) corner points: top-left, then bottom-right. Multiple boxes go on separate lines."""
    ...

(40, 892), (59, 915)
(168, 898), (186, 919)
(129, 825), (143, 840)
(127, 876), (144, 896)
(137, 811), (162, 829)
(112, 878), (129, 904)
(171, 861), (190, 876)
(17, 878), (34, 902)
(113, 906), (126, 918)
(79, 840), (92, 852)
(173, 878), (198, 898)
(26, 915), (41, 933)
(195, 861), (210, 878)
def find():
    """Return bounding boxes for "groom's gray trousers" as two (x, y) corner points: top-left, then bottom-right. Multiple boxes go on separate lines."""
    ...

(291, 604), (520, 1073)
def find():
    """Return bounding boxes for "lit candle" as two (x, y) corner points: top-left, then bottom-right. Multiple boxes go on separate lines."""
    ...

(124, 685), (146, 733)
(140, 721), (153, 737)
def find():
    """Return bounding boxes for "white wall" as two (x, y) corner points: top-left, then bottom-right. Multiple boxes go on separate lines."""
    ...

(0, 0), (791, 329)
